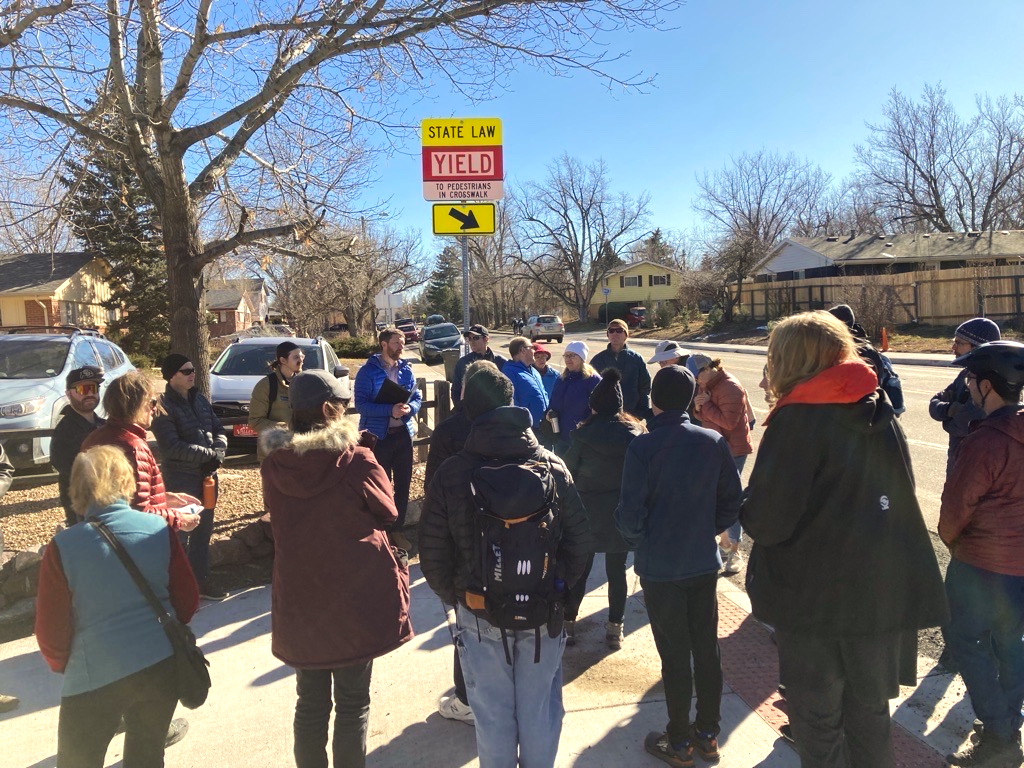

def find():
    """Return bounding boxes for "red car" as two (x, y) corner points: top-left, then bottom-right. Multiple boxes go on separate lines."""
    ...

(395, 319), (419, 343)
(626, 306), (647, 328)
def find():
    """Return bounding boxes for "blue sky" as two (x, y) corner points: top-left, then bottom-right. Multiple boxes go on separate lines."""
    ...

(360, 0), (1024, 260)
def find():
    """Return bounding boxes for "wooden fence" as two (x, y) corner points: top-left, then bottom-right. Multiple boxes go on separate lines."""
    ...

(733, 264), (1024, 325)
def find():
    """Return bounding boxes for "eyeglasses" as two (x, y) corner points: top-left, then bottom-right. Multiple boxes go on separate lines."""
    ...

(178, 367), (196, 376)
(149, 398), (160, 409)
(966, 373), (978, 383)
(72, 382), (98, 395)
(607, 328), (626, 334)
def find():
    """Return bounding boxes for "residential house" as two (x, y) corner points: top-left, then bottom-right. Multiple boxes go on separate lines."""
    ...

(206, 287), (256, 337)
(0, 251), (117, 331)
(588, 259), (684, 320)
(756, 231), (1024, 282)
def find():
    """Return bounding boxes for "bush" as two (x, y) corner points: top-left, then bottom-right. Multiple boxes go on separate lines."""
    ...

(597, 302), (631, 324)
(332, 336), (378, 359)
(128, 353), (154, 371)
(655, 303), (674, 328)
(704, 306), (724, 329)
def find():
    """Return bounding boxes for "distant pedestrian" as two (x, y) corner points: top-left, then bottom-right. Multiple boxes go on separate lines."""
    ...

(451, 325), (509, 402)
(939, 341), (1024, 767)
(249, 341), (305, 461)
(354, 328), (422, 551)
(35, 446), (198, 766)
(547, 341), (600, 454)
(562, 368), (645, 650)
(152, 353), (229, 601)
(503, 336), (549, 435)
(590, 319), (652, 420)
(261, 370), (414, 768)
(420, 364), (592, 768)
(929, 317), (1001, 476)
(50, 366), (106, 527)
(742, 311), (947, 768)
(616, 364), (740, 766)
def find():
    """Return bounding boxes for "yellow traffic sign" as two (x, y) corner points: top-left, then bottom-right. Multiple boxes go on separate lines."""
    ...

(432, 203), (496, 236)
(422, 117), (502, 147)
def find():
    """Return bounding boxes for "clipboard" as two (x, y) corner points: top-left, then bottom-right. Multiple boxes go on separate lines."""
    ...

(374, 378), (412, 405)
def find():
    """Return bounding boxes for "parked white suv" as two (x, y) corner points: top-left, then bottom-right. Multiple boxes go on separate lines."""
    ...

(526, 314), (564, 343)
(209, 336), (350, 452)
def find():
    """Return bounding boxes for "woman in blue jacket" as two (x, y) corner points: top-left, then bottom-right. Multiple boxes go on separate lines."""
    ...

(547, 341), (600, 454)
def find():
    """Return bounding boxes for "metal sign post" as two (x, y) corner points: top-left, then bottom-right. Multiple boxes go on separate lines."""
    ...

(461, 236), (471, 333)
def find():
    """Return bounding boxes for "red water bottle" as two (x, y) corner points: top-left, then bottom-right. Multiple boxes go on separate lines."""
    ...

(202, 476), (216, 510)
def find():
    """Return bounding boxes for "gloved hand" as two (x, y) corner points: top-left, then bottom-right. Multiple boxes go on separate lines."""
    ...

(200, 457), (222, 476)
(214, 447), (227, 463)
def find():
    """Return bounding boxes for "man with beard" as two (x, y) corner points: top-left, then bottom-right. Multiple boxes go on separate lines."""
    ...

(51, 366), (106, 527)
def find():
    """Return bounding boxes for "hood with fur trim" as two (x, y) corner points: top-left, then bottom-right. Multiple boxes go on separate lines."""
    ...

(260, 418), (367, 499)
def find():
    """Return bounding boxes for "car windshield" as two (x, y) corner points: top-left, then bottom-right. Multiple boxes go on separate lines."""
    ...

(396, 321), (415, 330)
(0, 337), (71, 379)
(423, 324), (459, 341)
(211, 344), (324, 376)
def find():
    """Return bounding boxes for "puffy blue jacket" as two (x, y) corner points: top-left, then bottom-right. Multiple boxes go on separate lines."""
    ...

(535, 365), (559, 399)
(616, 410), (741, 582)
(548, 370), (600, 448)
(502, 359), (548, 429)
(354, 354), (422, 440)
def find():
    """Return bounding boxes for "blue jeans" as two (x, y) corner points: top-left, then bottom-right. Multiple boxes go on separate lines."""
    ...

(455, 606), (566, 768)
(945, 558), (1024, 742)
(725, 455), (748, 545)
(293, 663), (373, 768)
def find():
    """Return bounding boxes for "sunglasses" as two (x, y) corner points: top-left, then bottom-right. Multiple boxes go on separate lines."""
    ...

(72, 382), (99, 395)
(607, 328), (626, 334)
(178, 367), (196, 376)
(149, 397), (160, 409)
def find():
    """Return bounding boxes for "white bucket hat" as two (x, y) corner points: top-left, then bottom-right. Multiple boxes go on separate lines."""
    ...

(647, 339), (690, 364)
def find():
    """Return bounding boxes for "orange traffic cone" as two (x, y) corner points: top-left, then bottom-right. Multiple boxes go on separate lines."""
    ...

(881, 327), (890, 352)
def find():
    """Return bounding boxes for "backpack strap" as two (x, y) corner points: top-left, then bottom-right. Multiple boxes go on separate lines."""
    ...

(266, 372), (278, 419)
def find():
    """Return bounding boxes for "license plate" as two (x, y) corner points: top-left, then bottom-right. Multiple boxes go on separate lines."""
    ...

(233, 424), (258, 438)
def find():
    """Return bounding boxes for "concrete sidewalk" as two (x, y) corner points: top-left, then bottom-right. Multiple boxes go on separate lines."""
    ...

(0, 558), (972, 767)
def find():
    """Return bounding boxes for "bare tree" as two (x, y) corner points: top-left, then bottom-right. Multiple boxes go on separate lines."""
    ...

(511, 155), (650, 321)
(0, 0), (676, 391)
(0, 0), (71, 48)
(693, 150), (831, 319)
(855, 84), (1024, 233)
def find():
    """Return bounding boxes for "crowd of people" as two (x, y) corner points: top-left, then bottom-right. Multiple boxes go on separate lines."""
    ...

(5, 307), (1022, 768)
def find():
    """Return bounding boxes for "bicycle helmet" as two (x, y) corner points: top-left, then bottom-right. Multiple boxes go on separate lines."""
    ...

(952, 340), (1024, 385)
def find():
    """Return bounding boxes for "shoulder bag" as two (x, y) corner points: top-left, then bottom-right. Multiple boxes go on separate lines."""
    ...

(89, 519), (211, 709)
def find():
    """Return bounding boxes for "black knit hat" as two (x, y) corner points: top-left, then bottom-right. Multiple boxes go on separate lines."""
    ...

(828, 304), (856, 327)
(160, 353), (191, 381)
(651, 365), (695, 412)
(276, 341), (300, 361)
(462, 365), (514, 421)
(589, 368), (624, 415)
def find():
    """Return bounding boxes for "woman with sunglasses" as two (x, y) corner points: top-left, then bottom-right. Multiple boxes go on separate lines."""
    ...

(82, 371), (201, 533)
(153, 354), (229, 600)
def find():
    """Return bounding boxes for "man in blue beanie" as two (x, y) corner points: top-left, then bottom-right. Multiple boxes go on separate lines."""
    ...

(930, 317), (1002, 476)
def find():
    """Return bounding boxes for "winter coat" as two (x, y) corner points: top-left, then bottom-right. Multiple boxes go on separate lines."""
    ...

(616, 411), (741, 581)
(502, 359), (549, 429)
(50, 405), (105, 519)
(354, 354), (422, 441)
(741, 361), (949, 637)
(34, 500), (198, 696)
(694, 369), (753, 457)
(534, 365), (559, 399)
(81, 421), (185, 529)
(929, 368), (986, 474)
(152, 386), (227, 499)
(939, 405), (1024, 577)
(563, 414), (644, 553)
(419, 406), (593, 616)
(547, 370), (601, 450)
(451, 348), (509, 402)
(590, 345), (652, 419)
(424, 404), (472, 489)
(260, 419), (413, 668)
(249, 370), (295, 461)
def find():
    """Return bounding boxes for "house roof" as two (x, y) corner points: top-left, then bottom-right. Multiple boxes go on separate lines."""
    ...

(0, 251), (96, 295)
(604, 259), (687, 276)
(761, 231), (1024, 273)
(206, 288), (249, 311)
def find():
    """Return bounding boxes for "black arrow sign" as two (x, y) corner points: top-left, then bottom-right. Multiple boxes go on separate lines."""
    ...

(448, 207), (480, 230)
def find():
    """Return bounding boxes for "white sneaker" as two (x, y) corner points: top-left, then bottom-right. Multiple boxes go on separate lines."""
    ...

(437, 694), (474, 725)
(722, 548), (744, 575)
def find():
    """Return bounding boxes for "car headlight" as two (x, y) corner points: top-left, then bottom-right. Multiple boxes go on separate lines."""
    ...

(1, 397), (46, 418)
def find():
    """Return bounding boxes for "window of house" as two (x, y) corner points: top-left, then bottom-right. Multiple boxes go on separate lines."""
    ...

(651, 274), (668, 286)
(621, 275), (640, 287)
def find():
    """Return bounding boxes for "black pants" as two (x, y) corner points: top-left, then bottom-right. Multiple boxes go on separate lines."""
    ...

(294, 663), (373, 768)
(566, 552), (630, 623)
(372, 428), (413, 529)
(57, 656), (178, 768)
(177, 507), (214, 588)
(775, 630), (900, 768)
(642, 574), (722, 744)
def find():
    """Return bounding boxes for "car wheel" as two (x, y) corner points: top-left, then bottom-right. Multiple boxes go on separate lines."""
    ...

(555, 336), (563, 343)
